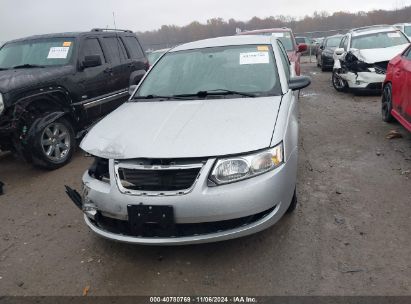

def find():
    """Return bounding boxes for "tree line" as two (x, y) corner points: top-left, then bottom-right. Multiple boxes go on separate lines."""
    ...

(137, 5), (411, 50)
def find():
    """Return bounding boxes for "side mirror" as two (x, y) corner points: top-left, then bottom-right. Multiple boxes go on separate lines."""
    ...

(289, 76), (311, 91)
(334, 48), (345, 56)
(128, 70), (146, 95)
(297, 43), (308, 53)
(82, 55), (102, 69)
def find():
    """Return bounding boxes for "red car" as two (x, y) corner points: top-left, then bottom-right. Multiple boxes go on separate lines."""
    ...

(238, 28), (307, 75)
(382, 44), (411, 132)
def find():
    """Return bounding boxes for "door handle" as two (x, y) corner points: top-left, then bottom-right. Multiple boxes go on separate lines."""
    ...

(104, 67), (113, 73)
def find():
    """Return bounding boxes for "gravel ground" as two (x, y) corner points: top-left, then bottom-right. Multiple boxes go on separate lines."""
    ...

(0, 63), (410, 296)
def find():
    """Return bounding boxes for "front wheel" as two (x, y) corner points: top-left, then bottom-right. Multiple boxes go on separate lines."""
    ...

(332, 70), (348, 92)
(286, 189), (298, 213)
(32, 117), (75, 170)
(382, 83), (394, 123)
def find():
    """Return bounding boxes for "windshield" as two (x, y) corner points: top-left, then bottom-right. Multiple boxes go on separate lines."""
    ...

(135, 45), (281, 99)
(326, 37), (342, 47)
(404, 26), (411, 36)
(0, 38), (75, 69)
(351, 31), (409, 49)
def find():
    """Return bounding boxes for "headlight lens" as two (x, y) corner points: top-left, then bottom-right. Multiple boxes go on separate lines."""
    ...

(209, 143), (284, 185)
(0, 93), (4, 115)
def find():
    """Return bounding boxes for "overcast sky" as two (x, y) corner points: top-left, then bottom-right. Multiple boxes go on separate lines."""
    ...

(1, 0), (410, 42)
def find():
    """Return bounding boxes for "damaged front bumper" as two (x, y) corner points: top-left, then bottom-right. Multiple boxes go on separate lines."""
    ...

(339, 71), (385, 90)
(65, 152), (297, 245)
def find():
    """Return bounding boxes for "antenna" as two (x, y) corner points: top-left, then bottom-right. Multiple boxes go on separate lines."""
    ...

(112, 12), (123, 62)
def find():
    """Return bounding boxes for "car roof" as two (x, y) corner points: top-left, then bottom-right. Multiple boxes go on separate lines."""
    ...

(394, 23), (411, 26)
(350, 25), (399, 37)
(5, 29), (135, 44)
(239, 28), (292, 35)
(171, 35), (274, 52)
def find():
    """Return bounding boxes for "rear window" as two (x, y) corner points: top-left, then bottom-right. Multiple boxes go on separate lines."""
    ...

(326, 37), (342, 47)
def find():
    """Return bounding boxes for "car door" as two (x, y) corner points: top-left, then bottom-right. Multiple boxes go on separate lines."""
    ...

(121, 35), (148, 74)
(100, 35), (130, 115)
(401, 47), (411, 123)
(76, 36), (114, 122)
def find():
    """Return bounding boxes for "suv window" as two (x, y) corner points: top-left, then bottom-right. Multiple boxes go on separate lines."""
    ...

(122, 36), (144, 59)
(82, 38), (105, 63)
(102, 37), (128, 64)
(277, 41), (291, 81)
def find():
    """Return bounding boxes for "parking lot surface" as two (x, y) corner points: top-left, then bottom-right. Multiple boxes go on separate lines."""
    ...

(0, 63), (410, 296)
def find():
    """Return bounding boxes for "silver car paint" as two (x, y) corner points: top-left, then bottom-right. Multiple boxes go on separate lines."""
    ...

(80, 97), (282, 159)
(80, 35), (300, 244)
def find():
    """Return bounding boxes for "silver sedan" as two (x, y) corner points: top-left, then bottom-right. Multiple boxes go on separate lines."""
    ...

(66, 35), (311, 245)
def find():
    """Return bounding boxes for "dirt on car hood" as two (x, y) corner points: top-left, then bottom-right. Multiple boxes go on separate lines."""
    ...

(80, 97), (282, 159)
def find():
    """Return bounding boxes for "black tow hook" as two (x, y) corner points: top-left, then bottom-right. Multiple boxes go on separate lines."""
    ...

(65, 185), (83, 210)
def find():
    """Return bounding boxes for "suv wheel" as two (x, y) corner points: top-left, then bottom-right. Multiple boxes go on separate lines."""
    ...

(382, 83), (394, 122)
(33, 118), (75, 169)
(332, 70), (348, 92)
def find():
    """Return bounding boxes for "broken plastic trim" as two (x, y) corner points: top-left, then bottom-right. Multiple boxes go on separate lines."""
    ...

(64, 185), (83, 210)
(88, 157), (110, 182)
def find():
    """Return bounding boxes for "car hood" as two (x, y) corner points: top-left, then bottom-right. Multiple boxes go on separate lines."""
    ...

(80, 96), (282, 159)
(0, 66), (72, 94)
(352, 44), (409, 63)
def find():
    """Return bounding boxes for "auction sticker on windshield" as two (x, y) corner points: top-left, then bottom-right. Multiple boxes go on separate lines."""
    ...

(47, 47), (70, 59)
(240, 52), (269, 65)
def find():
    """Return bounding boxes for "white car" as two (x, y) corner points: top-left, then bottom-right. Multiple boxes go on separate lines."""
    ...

(332, 25), (410, 93)
(393, 23), (411, 39)
(65, 35), (311, 245)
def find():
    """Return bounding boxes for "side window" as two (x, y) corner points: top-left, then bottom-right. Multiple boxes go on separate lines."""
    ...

(82, 38), (105, 63)
(405, 47), (411, 60)
(277, 41), (291, 81)
(102, 37), (128, 65)
(122, 36), (145, 59)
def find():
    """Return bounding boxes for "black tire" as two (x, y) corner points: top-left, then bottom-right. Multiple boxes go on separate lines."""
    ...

(321, 60), (327, 72)
(382, 83), (394, 123)
(332, 70), (348, 92)
(32, 117), (75, 170)
(286, 188), (298, 213)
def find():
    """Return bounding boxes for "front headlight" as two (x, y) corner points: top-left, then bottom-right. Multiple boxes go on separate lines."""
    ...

(209, 143), (284, 185)
(0, 93), (4, 115)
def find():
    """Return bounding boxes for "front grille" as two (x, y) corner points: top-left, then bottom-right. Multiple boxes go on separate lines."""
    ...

(366, 82), (383, 90)
(115, 158), (207, 193)
(118, 167), (201, 191)
(374, 61), (388, 74)
(91, 206), (276, 238)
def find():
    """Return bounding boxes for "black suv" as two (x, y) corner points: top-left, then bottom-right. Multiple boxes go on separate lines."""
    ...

(0, 28), (148, 169)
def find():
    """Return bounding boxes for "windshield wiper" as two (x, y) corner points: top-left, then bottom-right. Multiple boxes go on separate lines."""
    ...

(12, 64), (45, 69)
(175, 89), (256, 98)
(0, 68), (9, 71)
(133, 94), (188, 100)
